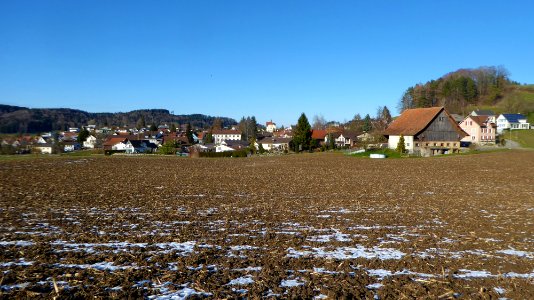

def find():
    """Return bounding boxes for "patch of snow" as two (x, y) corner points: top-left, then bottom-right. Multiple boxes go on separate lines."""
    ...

(454, 269), (493, 278)
(494, 287), (506, 295)
(0, 282), (31, 291)
(230, 245), (258, 251)
(227, 275), (254, 286)
(0, 240), (35, 247)
(155, 241), (196, 255)
(497, 249), (533, 258)
(280, 279), (305, 288)
(287, 245), (405, 260)
(54, 261), (134, 271)
(313, 267), (339, 275)
(148, 287), (212, 300)
(366, 283), (384, 289)
(314, 294), (328, 299)
(232, 266), (262, 272)
(0, 258), (33, 267)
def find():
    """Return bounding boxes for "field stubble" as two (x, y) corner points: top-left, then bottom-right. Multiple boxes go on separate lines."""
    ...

(1, 151), (533, 299)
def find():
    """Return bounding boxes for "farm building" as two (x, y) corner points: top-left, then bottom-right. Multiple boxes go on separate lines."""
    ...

(384, 107), (467, 156)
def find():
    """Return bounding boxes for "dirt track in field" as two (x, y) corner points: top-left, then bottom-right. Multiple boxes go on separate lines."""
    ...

(1, 151), (533, 299)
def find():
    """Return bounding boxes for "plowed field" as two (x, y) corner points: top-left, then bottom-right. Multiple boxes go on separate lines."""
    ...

(1, 151), (533, 299)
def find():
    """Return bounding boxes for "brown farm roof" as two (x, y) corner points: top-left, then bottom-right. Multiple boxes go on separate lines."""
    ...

(384, 107), (465, 137)
(311, 130), (327, 139)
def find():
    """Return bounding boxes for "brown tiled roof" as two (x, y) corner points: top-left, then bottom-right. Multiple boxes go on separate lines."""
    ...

(384, 107), (465, 136)
(103, 137), (129, 147)
(311, 130), (327, 139)
(212, 129), (242, 135)
(469, 116), (490, 126)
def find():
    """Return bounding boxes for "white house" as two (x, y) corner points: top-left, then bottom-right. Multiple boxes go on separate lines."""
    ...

(266, 121), (277, 133)
(496, 114), (530, 133)
(255, 137), (290, 151)
(103, 137), (135, 153)
(212, 130), (242, 144)
(215, 141), (236, 152)
(34, 144), (53, 154)
(83, 135), (97, 149)
(63, 142), (81, 152)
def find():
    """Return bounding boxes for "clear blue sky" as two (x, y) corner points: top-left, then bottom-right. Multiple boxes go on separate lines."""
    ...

(1, 1), (533, 126)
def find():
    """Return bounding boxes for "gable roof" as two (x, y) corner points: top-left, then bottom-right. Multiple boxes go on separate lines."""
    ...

(384, 107), (444, 136)
(501, 114), (527, 123)
(311, 130), (327, 139)
(212, 129), (242, 135)
(103, 137), (129, 147)
(471, 109), (495, 116)
(384, 107), (466, 137)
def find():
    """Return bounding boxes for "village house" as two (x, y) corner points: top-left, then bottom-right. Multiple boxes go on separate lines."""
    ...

(496, 114), (530, 133)
(212, 129), (242, 144)
(384, 107), (467, 156)
(83, 135), (98, 149)
(311, 130), (327, 145)
(266, 121), (277, 133)
(255, 137), (291, 151)
(63, 141), (81, 152)
(33, 143), (54, 154)
(103, 137), (134, 153)
(325, 131), (359, 148)
(459, 115), (497, 144)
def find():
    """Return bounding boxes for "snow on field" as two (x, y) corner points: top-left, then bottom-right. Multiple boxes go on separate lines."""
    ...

(54, 261), (135, 271)
(227, 275), (254, 286)
(287, 245), (405, 260)
(280, 278), (305, 288)
(496, 249), (534, 258)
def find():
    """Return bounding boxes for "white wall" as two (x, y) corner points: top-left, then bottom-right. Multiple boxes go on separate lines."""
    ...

(388, 135), (414, 152)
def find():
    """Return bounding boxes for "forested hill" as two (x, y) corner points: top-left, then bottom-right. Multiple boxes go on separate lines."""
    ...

(0, 105), (237, 133)
(398, 66), (534, 116)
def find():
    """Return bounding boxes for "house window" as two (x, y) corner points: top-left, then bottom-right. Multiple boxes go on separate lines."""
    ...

(415, 143), (419, 147)
(406, 143), (410, 146)
(439, 117), (445, 121)
(447, 143), (450, 146)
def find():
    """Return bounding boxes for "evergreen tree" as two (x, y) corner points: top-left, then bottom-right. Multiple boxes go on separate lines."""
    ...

(77, 128), (90, 143)
(205, 129), (214, 144)
(381, 106), (392, 124)
(186, 123), (194, 144)
(292, 113), (312, 152)
(150, 123), (158, 132)
(396, 135), (406, 153)
(362, 114), (372, 132)
(136, 116), (146, 129)
(170, 123), (177, 133)
(159, 140), (177, 155)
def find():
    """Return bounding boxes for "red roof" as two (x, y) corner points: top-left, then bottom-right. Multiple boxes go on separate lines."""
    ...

(468, 116), (495, 127)
(311, 130), (327, 139)
(212, 129), (242, 135)
(103, 137), (129, 147)
(384, 107), (466, 136)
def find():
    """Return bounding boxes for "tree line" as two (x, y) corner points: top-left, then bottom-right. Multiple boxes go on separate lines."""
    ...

(0, 105), (237, 134)
(398, 66), (514, 114)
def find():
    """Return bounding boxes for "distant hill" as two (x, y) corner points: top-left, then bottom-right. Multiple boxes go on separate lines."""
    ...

(0, 105), (237, 133)
(398, 66), (534, 121)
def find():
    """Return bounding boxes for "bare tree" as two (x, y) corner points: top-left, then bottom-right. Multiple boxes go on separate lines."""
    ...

(312, 114), (327, 130)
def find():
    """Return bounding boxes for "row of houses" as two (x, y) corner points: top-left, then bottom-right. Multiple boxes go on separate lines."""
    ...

(384, 108), (531, 156)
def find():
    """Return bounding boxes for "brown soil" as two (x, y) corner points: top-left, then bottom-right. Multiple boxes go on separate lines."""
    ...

(0, 151), (533, 299)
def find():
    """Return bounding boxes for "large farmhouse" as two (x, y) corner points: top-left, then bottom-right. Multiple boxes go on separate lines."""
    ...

(384, 107), (467, 156)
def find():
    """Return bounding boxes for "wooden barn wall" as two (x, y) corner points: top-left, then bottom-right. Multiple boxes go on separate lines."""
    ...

(415, 111), (461, 141)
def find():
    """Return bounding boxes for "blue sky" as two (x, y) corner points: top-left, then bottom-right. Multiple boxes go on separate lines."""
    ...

(1, 1), (533, 126)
